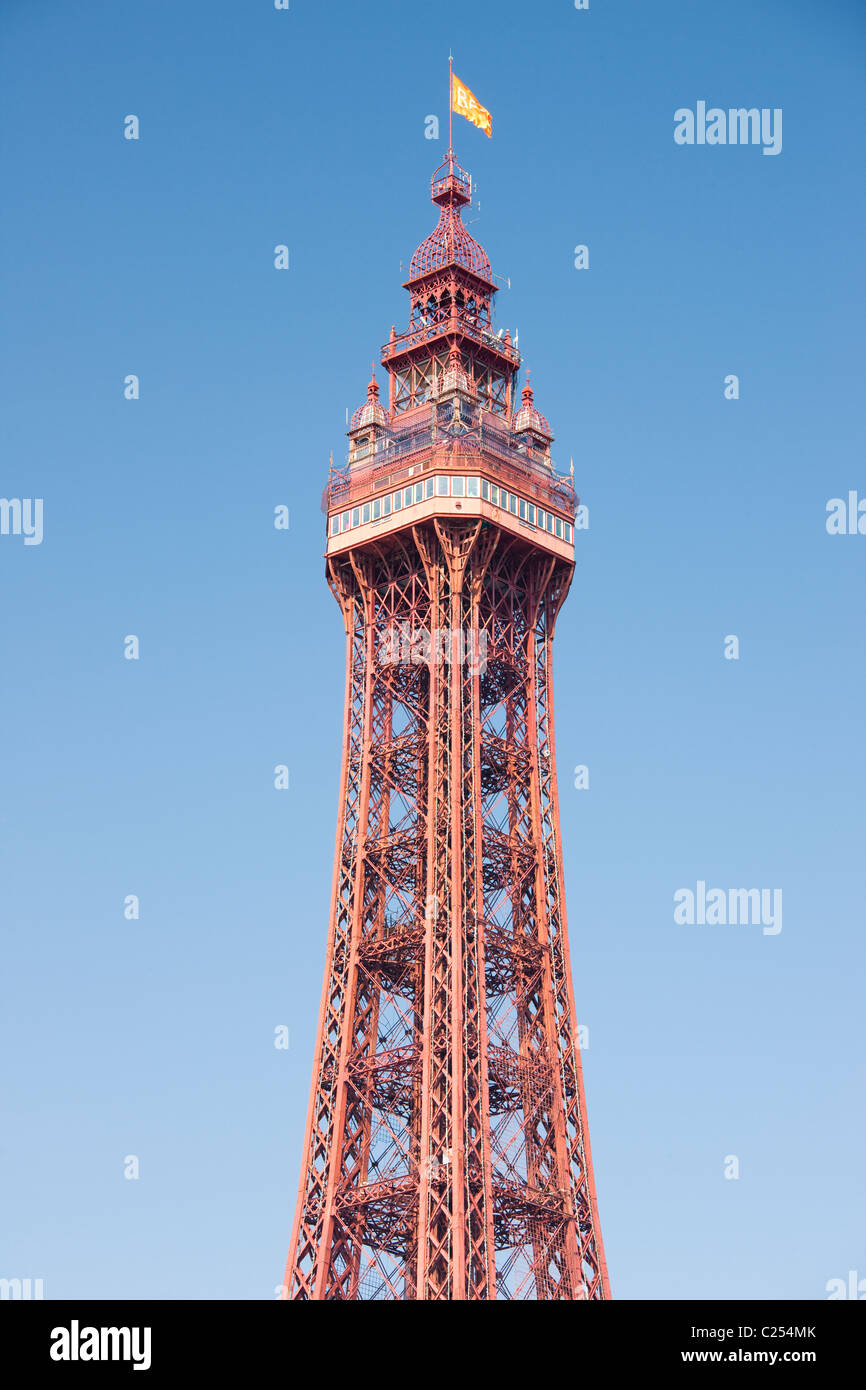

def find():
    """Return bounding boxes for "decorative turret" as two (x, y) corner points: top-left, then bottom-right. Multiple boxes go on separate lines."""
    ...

(432, 344), (477, 401)
(512, 375), (553, 460)
(348, 367), (389, 464)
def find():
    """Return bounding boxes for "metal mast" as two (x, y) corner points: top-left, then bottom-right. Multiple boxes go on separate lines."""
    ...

(283, 150), (610, 1301)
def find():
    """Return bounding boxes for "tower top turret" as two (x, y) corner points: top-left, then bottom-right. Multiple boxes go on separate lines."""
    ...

(380, 150), (518, 419)
(408, 152), (492, 284)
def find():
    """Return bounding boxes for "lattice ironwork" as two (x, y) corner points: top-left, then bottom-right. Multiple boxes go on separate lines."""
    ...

(283, 152), (610, 1301)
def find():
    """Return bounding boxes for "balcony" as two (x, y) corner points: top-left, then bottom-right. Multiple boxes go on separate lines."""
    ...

(328, 417), (576, 517)
(382, 318), (520, 367)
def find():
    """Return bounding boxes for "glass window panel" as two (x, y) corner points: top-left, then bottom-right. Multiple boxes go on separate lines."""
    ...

(383, 495), (391, 516)
(362, 503), (371, 524)
(509, 494), (518, 514)
(499, 489), (508, 509)
(481, 479), (490, 500)
(555, 516), (563, 538)
(452, 476), (465, 496)
(467, 477), (480, 497)
(564, 522), (572, 542)
(393, 490), (402, 511)
(352, 507), (360, 527)
(341, 511), (350, 531)
(527, 504), (535, 525)
(546, 513), (554, 533)
(519, 498), (527, 520)
(405, 487), (413, 507)
(491, 485), (499, 506)
(372, 498), (381, 520)
(425, 478), (434, 498)
(330, 517), (339, 536)
(414, 483), (423, 503)
(436, 475), (449, 496)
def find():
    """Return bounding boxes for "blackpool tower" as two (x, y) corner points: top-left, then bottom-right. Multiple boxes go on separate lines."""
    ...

(283, 143), (610, 1301)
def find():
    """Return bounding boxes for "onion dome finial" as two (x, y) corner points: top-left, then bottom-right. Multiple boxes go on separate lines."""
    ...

(349, 367), (387, 432)
(513, 369), (553, 441)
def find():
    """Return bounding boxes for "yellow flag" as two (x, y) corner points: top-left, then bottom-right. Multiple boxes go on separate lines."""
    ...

(451, 73), (492, 138)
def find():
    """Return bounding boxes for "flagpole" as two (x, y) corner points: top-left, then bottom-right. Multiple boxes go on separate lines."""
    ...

(448, 53), (453, 161)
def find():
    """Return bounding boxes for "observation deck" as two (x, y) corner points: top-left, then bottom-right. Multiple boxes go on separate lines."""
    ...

(325, 403), (577, 563)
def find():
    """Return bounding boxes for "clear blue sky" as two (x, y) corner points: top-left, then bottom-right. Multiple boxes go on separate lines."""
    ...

(1, 0), (864, 1300)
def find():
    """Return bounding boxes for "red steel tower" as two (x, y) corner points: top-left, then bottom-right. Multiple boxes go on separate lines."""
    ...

(283, 147), (610, 1301)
